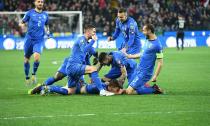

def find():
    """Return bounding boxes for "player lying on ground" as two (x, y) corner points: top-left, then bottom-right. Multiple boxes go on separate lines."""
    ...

(122, 24), (164, 95)
(97, 51), (137, 85)
(28, 79), (123, 95)
(20, 0), (50, 85)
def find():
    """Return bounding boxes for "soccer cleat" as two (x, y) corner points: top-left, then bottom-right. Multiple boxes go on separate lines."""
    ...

(28, 83), (43, 95)
(152, 84), (164, 94)
(40, 86), (50, 96)
(25, 78), (31, 86)
(100, 89), (115, 96)
(31, 74), (37, 85)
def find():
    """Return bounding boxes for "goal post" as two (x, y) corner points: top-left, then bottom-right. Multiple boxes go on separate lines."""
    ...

(0, 11), (83, 35)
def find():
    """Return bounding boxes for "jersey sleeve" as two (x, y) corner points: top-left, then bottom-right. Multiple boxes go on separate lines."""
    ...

(127, 22), (136, 47)
(156, 47), (163, 59)
(112, 19), (120, 40)
(79, 38), (95, 53)
(22, 11), (30, 23)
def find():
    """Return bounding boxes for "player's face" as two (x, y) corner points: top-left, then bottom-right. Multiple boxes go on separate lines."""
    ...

(35, 0), (44, 10)
(87, 28), (96, 39)
(117, 12), (127, 22)
(142, 26), (150, 39)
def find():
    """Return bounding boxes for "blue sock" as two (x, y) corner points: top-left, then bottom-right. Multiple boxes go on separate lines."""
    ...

(136, 86), (155, 95)
(49, 85), (68, 95)
(24, 62), (30, 79)
(44, 77), (56, 85)
(90, 71), (104, 91)
(32, 61), (40, 75)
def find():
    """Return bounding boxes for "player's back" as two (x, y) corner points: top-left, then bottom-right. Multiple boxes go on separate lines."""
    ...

(23, 9), (48, 40)
(111, 51), (136, 69)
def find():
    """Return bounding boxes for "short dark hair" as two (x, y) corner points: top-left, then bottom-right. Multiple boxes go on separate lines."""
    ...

(118, 8), (127, 13)
(98, 52), (108, 63)
(145, 24), (155, 33)
(84, 24), (96, 30)
(109, 79), (123, 88)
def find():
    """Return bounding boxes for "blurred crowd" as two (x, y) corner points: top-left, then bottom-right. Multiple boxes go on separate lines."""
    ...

(0, 0), (210, 36)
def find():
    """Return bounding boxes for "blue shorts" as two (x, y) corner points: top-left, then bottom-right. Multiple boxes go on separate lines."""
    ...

(24, 38), (44, 58)
(66, 61), (86, 88)
(129, 72), (152, 90)
(57, 58), (69, 75)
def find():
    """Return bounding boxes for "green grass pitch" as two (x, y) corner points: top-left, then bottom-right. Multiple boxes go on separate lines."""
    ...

(0, 47), (210, 126)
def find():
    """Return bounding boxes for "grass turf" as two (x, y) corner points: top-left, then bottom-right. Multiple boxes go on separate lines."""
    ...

(0, 47), (210, 126)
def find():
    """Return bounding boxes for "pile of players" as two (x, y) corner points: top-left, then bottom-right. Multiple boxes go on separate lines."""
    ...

(22, 0), (163, 96)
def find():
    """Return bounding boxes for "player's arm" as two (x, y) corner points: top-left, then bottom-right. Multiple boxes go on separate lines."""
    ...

(117, 65), (127, 85)
(108, 20), (120, 41)
(45, 25), (50, 38)
(83, 34), (97, 53)
(45, 14), (50, 38)
(19, 11), (30, 28)
(151, 53), (163, 82)
(122, 51), (140, 59)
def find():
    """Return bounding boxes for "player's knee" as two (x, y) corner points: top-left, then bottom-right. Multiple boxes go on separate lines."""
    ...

(34, 53), (40, 62)
(54, 72), (65, 81)
(24, 57), (30, 63)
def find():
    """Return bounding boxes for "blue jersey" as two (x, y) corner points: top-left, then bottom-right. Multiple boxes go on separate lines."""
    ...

(69, 36), (96, 64)
(22, 9), (49, 40)
(110, 51), (136, 69)
(112, 17), (141, 54)
(137, 38), (163, 76)
(84, 47), (97, 65)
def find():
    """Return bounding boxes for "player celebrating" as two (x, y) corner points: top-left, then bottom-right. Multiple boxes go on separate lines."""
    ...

(123, 24), (164, 95)
(98, 51), (137, 86)
(19, 0), (50, 85)
(108, 8), (141, 55)
(65, 24), (114, 96)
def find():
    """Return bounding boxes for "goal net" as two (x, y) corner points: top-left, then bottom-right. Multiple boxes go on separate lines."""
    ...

(0, 11), (83, 36)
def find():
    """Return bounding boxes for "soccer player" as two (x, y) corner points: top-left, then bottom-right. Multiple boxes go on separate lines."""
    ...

(107, 8), (141, 55)
(29, 79), (123, 95)
(98, 51), (137, 86)
(123, 24), (163, 95)
(65, 24), (114, 96)
(19, 0), (50, 85)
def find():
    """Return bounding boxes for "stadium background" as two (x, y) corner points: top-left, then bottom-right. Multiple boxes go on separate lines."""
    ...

(0, 0), (210, 50)
(0, 0), (210, 126)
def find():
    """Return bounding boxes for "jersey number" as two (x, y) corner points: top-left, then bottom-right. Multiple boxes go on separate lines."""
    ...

(38, 20), (41, 27)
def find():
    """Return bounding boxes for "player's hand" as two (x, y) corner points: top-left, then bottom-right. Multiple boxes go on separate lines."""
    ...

(92, 34), (98, 41)
(151, 75), (157, 82)
(107, 36), (113, 42)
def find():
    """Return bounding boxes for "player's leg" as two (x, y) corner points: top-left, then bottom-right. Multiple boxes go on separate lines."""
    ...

(126, 74), (155, 95)
(181, 33), (184, 50)
(31, 41), (43, 84)
(85, 65), (114, 96)
(40, 85), (69, 95)
(176, 34), (180, 50)
(43, 57), (68, 85)
(24, 39), (33, 85)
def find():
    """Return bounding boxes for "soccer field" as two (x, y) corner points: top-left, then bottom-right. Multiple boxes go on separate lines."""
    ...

(0, 47), (210, 126)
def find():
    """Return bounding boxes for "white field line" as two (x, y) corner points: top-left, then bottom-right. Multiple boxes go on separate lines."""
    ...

(0, 111), (210, 120)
